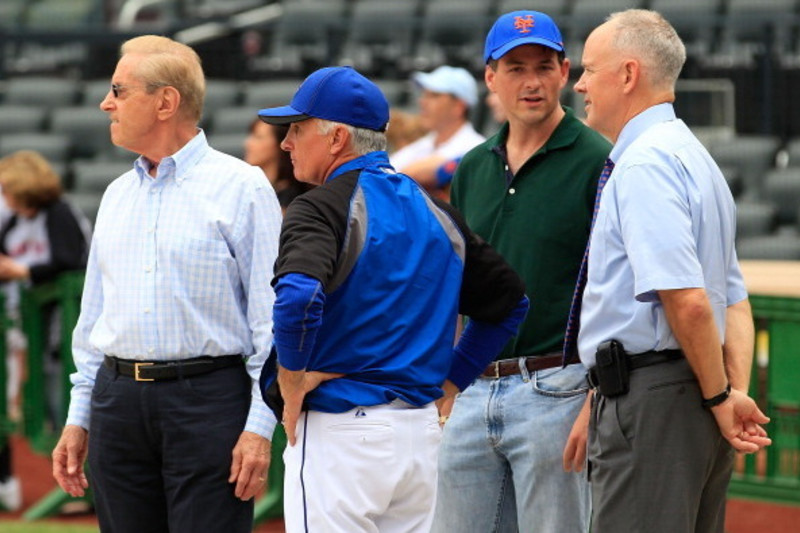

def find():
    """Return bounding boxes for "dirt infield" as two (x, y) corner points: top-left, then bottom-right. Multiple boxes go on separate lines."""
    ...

(2, 433), (799, 533)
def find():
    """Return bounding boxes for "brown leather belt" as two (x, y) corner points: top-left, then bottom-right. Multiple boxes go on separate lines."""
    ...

(104, 354), (242, 382)
(481, 353), (571, 379)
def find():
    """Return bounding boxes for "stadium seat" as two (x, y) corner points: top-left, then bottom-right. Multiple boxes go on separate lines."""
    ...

(264, 0), (347, 75)
(4, 77), (80, 108)
(708, 135), (781, 200)
(66, 191), (102, 224)
(204, 79), (242, 115)
(497, 0), (572, 17)
(207, 133), (246, 160)
(337, 0), (420, 77)
(242, 79), (302, 109)
(649, 0), (722, 59)
(50, 106), (111, 160)
(23, 0), (101, 30)
(71, 160), (131, 195)
(0, 0), (28, 29)
(0, 106), (47, 134)
(737, 234), (800, 260)
(785, 137), (800, 166)
(413, 0), (494, 74)
(568, 0), (645, 44)
(736, 201), (778, 239)
(208, 106), (260, 136)
(763, 168), (800, 226)
(713, 0), (796, 67)
(0, 133), (71, 164)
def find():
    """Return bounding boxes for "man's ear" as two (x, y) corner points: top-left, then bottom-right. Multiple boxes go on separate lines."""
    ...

(621, 59), (640, 95)
(157, 86), (181, 120)
(328, 124), (350, 155)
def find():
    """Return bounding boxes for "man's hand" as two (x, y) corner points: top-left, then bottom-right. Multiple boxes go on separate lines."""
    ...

(279, 368), (343, 446)
(228, 431), (271, 501)
(52, 425), (89, 497)
(710, 389), (771, 453)
(435, 379), (459, 427)
(563, 391), (592, 472)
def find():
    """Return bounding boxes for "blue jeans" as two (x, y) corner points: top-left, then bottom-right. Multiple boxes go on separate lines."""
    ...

(432, 361), (590, 533)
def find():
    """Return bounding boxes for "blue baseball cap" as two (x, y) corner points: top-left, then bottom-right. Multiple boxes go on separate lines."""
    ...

(484, 11), (564, 63)
(258, 66), (389, 132)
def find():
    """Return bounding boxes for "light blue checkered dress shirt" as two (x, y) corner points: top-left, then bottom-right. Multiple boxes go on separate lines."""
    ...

(66, 130), (283, 438)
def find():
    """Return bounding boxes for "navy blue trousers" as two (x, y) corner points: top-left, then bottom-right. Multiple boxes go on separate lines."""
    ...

(88, 362), (254, 533)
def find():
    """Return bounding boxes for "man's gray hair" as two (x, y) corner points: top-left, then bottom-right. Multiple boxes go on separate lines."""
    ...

(607, 9), (686, 91)
(317, 120), (387, 155)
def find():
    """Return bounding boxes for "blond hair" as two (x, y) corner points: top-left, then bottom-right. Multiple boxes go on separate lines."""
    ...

(121, 35), (205, 123)
(0, 150), (62, 209)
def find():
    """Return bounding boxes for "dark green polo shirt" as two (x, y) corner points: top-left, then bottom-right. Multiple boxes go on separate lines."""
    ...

(451, 107), (611, 357)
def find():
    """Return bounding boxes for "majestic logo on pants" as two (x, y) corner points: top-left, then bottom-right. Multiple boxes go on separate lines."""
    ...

(355, 408), (367, 417)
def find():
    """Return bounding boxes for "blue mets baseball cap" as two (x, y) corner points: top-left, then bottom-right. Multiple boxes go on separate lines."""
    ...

(257, 66), (390, 132)
(484, 11), (565, 63)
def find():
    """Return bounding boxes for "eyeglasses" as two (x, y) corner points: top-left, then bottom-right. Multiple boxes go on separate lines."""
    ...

(110, 82), (167, 98)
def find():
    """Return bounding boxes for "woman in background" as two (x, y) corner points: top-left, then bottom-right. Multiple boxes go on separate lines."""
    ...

(0, 150), (90, 512)
(244, 119), (307, 212)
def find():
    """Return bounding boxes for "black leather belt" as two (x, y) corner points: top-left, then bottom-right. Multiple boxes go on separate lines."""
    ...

(587, 349), (683, 388)
(104, 354), (243, 382)
(481, 353), (575, 379)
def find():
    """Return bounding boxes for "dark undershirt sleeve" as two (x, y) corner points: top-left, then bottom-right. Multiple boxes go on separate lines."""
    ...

(272, 171), (359, 288)
(431, 197), (527, 324)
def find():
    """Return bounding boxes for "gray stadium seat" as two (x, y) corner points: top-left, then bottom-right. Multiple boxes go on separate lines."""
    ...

(0, 106), (47, 134)
(242, 79), (302, 109)
(0, 0), (28, 29)
(207, 133), (246, 160)
(209, 106), (260, 136)
(763, 168), (800, 226)
(337, 0), (420, 77)
(708, 135), (781, 200)
(66, 192), (102, 225)
(737, 234), (800, 260)
(0, 133), (71, 163)
(497, 0), (572, 17)
(785, 138), (800, 166)
(204, 79), (242, 117)
(265, 0), (347, 75)
(719, 165), (743, 198)
(736, 201), (777, 239)
(568, 0), (645, 43)
(649, 0), (722, 58)
(82, 79), (112, 107)
(71, 160), (131, 193)
(23, 0), (101, 29)
(50, 106), (111, 159)
(414, 0), (494, 73)
(4, 77), (80, 108)
(714, 0), (796, 66)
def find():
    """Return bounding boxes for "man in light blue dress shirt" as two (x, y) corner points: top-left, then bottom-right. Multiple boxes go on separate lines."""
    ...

(51, 35), (282, 533)
(573, 10), (771, 533)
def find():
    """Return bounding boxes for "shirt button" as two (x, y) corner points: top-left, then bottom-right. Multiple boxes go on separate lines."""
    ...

(144, 308), (151, 314)
(509, 188), (516, 195)
(144, 266), (152, 273)
(148, 348), (155, 354)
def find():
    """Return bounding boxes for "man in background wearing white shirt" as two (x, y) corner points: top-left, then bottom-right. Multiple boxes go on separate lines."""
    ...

(390, 65), (485, 201)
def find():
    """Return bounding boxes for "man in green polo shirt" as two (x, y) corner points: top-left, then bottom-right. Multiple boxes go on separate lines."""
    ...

(432, 11), (611, 533)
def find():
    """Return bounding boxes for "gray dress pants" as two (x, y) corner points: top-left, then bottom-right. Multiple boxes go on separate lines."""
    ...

(589, 357), (734, 533)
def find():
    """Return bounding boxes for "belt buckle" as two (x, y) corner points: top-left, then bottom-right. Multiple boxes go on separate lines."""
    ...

(491, 360), (501, 379)
(134, 362), (154, 382)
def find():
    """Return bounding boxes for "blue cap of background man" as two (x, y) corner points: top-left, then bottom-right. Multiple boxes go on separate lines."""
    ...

(484, 10), (565, 63)
(258, 66), (389, 132)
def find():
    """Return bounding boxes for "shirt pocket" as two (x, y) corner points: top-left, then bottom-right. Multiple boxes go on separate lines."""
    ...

(163, 236), (234, 302)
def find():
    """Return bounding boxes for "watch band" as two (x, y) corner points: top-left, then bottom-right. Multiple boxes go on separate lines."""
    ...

(702, 383), (732, 409)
